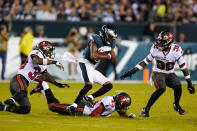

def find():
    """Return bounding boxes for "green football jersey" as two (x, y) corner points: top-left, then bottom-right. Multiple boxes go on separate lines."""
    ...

(83, 34), (115, 65)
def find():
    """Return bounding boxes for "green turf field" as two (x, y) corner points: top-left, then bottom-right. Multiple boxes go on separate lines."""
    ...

(0, 82), (197, 131)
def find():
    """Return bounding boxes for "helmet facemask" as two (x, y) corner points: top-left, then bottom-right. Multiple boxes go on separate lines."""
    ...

(100, 25), (117, 45)
(44, 46), (55, 59)
(115, 92), (131, 112)
(37, 41), (55, 58)
(155, 31), (175, 51)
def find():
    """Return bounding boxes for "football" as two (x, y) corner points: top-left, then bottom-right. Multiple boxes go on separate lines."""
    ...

(97, 50), (110, 55)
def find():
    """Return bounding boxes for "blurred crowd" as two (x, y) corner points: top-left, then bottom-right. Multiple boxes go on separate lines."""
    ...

(0, 0), (197, 24)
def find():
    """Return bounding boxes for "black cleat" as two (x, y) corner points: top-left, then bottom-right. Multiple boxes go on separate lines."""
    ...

(30, 84), (43, 95)
(0, 101), (5, 111)
(67, 106), (77, 116)
(174, 103), (185, 115)
(4, 98), (17, 107)
(81, 96), (94, 108)
(140, 108), (150, 117)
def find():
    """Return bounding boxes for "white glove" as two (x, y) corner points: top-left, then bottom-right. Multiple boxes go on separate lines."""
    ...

(128, 113), (136, 118)
(55, 61), (64, 71)
(98, 46), (111, 53)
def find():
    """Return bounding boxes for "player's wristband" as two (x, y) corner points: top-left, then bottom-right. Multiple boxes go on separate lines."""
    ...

(43, 59), (48, 65)
(180, 65), (186, 70)
(143, 58), (149, 65)
(184, 75), (191, 79)
(135, 64), (143, 70)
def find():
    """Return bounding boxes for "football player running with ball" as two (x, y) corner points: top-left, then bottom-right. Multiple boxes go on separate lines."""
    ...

(0, 41), (69, 114)
(120, 31), (195, 117)
(67, 25), (117, 116)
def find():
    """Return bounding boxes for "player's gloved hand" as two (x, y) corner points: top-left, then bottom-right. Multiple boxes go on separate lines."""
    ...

(53, 81), (70, 88)
(187, 82), (195, 94)
(128, 113), (136, 118)
(55, 61), (64, 71)
(120, 68), (136, 80)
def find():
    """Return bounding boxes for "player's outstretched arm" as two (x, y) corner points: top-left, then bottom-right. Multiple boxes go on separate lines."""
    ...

(179, 63), (195, 94)
(120, 57), (151, 80)
(31, 55), (64, 70)
(41, 71), (70, 88)
(90, 42), (111, 60)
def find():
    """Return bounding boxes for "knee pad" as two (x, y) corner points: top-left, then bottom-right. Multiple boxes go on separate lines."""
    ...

(103, 83), (113, 90)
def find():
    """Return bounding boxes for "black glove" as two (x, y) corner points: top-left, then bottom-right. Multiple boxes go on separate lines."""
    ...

(187, 83), (195, 94)
(53, 81), (70, 88)
(120, 68), (136, 80)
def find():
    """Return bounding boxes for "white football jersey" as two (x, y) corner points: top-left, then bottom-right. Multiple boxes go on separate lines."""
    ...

(18, 50), (47, 83)
(147, 43), (185, 74)
(83, 96), (115, 116)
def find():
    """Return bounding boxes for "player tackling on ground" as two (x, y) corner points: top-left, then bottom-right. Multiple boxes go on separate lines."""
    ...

(0, 41), (69, 114)
(121, 31), (195, 117)
(67, 25), (118, 116)
(29, 82), (135, 118)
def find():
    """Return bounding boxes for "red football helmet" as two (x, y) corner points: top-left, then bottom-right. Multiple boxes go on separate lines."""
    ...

(36, 41), (55, 58)
(114, 92), (131, 111)
(155, 31), (175, 51)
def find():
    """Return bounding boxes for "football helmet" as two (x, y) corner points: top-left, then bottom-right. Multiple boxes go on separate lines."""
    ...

(99, 24), (118, 45)
(114, 92), (131, 111)
(36, 41), (55, 58)
(155, 31), (175, 51)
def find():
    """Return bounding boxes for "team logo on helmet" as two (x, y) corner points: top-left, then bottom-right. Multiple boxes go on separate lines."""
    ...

(114, 92), (131, 111)
(36, 41), (55, 58)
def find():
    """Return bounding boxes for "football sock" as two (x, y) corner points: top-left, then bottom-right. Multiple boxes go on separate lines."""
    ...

(74, 84), (92, 104)
(92, 83), (113, 98)
(42, 81), (49, 90)
(41, 81), (50, 96)
(45, 89), (59, 104)
(145, 88), (166, 110)
(173, 85), (182, 104)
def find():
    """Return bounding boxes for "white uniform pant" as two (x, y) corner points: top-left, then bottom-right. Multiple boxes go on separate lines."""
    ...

(77, 62), (110, 85)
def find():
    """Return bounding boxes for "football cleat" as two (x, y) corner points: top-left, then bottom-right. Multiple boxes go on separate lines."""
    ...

(4, 98), (17, 107)
(30, 84), (43, 95)
(140, 108), (150, 117)
(67, 106), (77, 116)
(0, 101), (5, 111)
(81, 96), (94, 108)
(173, 103), (185, 115)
